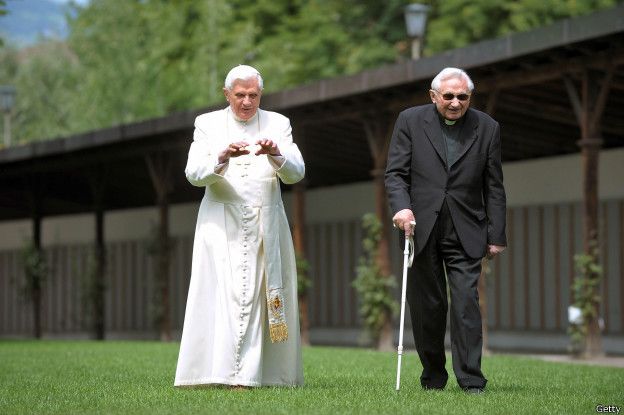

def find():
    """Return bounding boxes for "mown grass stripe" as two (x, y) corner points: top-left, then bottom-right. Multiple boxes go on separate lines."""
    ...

(0, 341), (622, 415)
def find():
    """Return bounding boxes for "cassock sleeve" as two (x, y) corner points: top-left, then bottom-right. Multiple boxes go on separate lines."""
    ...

(272, 116), (305, 185)
(385, 112), (413, 214)
(483, 121), (507, 246)
(185, 115), (228, 187)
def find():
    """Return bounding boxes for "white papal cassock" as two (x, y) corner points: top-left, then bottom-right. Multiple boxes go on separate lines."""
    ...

(174, 107), (305, 387)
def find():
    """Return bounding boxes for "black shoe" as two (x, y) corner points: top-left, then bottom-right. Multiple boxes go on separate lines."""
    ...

(463, 387), (484, 394)
(422, 385), (444, 391)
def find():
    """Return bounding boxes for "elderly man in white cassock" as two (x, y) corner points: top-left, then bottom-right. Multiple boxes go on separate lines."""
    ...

(174, 64), (305, 388)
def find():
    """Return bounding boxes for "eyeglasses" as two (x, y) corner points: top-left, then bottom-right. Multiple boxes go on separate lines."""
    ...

(433, 90), (471, 101)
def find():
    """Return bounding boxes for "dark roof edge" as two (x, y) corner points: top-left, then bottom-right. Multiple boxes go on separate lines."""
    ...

(0, 109), (201, 163)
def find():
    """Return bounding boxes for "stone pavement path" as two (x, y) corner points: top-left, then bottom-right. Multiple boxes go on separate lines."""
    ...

(523, 354), (624, 368)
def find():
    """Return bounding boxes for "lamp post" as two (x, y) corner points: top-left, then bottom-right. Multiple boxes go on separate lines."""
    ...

(404, 3), (430, 60)
(0, 85), (16, 147)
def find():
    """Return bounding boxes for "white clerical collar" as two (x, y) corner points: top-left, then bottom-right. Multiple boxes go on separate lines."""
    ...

(228, 107), (258, 125)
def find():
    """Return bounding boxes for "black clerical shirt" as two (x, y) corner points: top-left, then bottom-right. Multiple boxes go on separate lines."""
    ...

(439, 116), (465, 168)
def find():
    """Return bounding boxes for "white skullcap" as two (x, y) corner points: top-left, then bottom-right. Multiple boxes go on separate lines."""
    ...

(224, 65), (264, 90)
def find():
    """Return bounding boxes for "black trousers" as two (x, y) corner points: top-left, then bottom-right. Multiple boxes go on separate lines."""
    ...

(406, 200), (486, 389)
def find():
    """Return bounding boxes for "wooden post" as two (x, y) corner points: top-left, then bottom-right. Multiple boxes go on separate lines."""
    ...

(579, 134), (602, 357)
(292, 183), (306, 258)
(93, 203), (106, 339)
(23, 176), (45, 339)
(291, 124), (311, 345)
(293, 182), (310, 345)
(563, 66), (614, 358)
(362, 113), (395, 351)
(89, 169), (107, 340)
(28, 180), (43, 339)
(479, 92), (498, 354)
(146, 153), (174, 341)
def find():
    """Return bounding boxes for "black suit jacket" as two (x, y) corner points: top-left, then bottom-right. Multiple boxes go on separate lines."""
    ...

(385, 104), (507, 259)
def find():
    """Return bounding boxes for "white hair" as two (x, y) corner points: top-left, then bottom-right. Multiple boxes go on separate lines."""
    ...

(224, 64), (264, 90)
(431, 67), (474, 92)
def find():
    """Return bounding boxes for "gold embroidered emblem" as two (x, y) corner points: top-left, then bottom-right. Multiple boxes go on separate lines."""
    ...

(267, 292), (288, 343)
(270, 296), (281, 314)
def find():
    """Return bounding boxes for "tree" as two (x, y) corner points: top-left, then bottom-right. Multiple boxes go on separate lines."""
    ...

(0, 42), (81, 144)
(0, 0), (6, 46)
(296, 252), (312, 346)
(423, 0), (619, 55)
(69, 1), (196, 129)
(247, 0), (409, 91)
(3, 0), (412, 142)
(6, 0), (619, 143)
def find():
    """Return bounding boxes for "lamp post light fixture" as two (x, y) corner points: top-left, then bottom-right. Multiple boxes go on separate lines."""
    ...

(404, 3), (431, 60)
(0, 85), (16, 148)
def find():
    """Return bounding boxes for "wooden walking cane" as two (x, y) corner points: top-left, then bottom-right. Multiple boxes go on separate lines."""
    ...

(396, 221), (415, 391)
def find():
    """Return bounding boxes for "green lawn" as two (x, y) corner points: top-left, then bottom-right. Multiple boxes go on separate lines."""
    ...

(0, 341), (622, 414)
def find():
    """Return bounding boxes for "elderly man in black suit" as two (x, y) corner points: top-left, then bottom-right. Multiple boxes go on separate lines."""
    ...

(385, 67), (507, 394)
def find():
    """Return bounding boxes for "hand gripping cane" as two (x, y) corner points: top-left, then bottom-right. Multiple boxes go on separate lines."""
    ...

(395, 221), (415, 391)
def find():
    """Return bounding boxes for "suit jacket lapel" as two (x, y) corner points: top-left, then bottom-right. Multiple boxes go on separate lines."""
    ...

(423, 105), (447, 166)
(450, 109), (478, 168)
